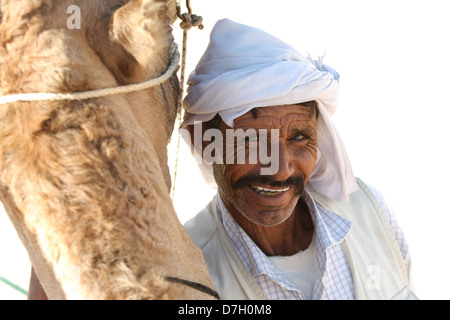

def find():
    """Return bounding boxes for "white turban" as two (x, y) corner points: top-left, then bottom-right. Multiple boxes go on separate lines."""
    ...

(181, 19), (358, 201)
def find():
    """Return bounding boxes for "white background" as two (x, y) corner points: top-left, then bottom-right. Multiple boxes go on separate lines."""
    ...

(169, 0), (450, 300)
(1, 0), (449, 299)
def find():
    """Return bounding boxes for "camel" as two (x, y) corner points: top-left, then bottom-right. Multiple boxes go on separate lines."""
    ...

(0, 0), (216, 299)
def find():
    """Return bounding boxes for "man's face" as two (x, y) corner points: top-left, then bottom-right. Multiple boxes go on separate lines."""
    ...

(211, 104), (318, 227)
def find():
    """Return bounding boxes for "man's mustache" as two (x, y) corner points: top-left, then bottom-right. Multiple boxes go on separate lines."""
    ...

(232, 174), (305, 192)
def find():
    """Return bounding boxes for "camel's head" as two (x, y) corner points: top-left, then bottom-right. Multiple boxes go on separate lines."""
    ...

(0, 0), (181, 189)
(0, 1), (219, 301)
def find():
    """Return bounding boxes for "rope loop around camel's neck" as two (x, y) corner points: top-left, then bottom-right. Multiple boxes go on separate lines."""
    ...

(0, 43), (180, 105)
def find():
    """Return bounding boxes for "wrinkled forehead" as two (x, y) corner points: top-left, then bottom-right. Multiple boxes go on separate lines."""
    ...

(232, 103), (317, 128)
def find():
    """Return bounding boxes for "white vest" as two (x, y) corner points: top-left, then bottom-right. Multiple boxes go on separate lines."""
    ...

(185, 179), (417, 300)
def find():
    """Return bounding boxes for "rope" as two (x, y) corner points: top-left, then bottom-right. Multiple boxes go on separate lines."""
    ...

(164, 276), (220, 300)
(176, 0), (204, 31)
(0, 276), (28, 296)
(0, 43), (180, 105)
(170, 1), (203, 199)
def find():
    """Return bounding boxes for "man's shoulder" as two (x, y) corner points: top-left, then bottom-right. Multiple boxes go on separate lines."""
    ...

(184, 198), (219, 249)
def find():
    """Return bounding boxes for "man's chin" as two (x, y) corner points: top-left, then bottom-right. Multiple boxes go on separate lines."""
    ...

(239, 207), (296, 228)
(236, 187), (301, 227)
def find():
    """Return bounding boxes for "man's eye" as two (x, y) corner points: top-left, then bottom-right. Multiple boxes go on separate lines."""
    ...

(291, 134), (306, 141)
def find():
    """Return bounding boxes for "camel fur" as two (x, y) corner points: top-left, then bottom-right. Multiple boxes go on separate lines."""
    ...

(0, 0), (215, 299)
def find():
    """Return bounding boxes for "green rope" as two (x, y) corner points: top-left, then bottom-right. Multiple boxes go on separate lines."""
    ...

(0, 276), (28, 297)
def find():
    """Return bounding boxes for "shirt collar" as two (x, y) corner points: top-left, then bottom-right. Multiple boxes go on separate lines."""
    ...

(216, 194), (271, 276)
(302, 189), (353, 249)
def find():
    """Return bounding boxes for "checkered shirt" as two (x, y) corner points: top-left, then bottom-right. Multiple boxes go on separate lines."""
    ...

(216, 186), (412, 300)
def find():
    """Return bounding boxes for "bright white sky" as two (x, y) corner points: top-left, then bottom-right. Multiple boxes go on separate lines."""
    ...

(1, 0), (448, 300)
(169, 0), (450, 299)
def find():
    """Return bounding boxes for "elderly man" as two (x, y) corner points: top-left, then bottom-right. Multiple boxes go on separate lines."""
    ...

(181, 19), (417, 300)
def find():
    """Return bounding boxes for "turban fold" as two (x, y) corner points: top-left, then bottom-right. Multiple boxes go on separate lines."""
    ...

(181, 19), (358, 201)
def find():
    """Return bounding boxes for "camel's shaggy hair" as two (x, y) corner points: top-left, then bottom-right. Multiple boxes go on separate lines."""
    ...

(0, 0), (214, 299)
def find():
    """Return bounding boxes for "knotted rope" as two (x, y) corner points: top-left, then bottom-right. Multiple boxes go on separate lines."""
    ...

(177, 0), (204, 31)
(170, 0), (203, 199)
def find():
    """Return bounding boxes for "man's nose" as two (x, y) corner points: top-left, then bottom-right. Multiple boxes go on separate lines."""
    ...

(268, 142), (294, 181)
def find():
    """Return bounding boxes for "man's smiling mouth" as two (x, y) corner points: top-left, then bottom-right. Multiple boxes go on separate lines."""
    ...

(250, 184), (291, 196)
